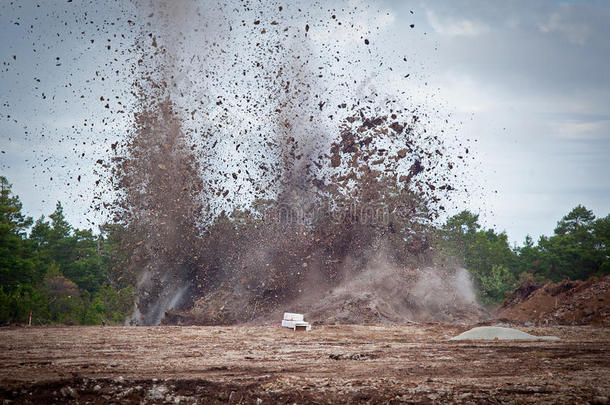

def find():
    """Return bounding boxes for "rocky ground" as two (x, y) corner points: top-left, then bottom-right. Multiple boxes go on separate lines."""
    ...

(1, 324), (609, 404)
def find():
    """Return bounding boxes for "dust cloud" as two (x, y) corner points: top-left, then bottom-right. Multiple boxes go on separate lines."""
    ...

(106, 0), (482, 325)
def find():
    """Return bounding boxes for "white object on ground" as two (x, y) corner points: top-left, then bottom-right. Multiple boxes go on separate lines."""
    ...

(281, 320), (311, 331)
(283, 313), (304, 321)
(282, 313), (311, 331)
(450, 326), (559, 341)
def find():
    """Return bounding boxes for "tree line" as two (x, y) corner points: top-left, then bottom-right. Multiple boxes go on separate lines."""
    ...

(436, 206), (609, 303)
(0, 176), (133, 325)
(0, 174), (608, 324)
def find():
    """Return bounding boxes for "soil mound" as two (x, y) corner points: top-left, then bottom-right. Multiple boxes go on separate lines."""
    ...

(299, 267), (487, 325)
(497, 275), (610, 326)
(449, 326), (559, 341)
(164, 266), (488, 326)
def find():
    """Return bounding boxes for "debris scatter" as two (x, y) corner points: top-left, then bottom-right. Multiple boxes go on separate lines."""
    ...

(1, 1), (478, 325)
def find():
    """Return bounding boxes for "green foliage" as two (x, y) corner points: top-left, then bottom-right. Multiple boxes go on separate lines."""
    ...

(0, 176), (135, 325)
(43, 262), (81, 323)
(32, 204), (107, 293)
(1, 172), (608, 320)
(594, 214), (610, 274)
(88, 284), (134, 324)
(0, 176), (33, 233)
(0, 285), (50, 324)
(99, 223), (136, 288)
(438, 205), (609, 305)
(477, 264), (517, 303)
(437, 210), (520, 303)
(0, 176), (37, 292)
(535, 206), (607, 281)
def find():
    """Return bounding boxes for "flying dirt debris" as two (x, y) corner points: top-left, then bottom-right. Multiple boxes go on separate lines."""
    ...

(0, 1), (609, 404)
(103, 1), (474, 326)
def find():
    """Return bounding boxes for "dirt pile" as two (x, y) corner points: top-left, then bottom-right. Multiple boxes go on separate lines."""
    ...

(449, 326), (559, 341)
(298, 266), (486, 325)
(497, 275), (610, 326)
(165, 264), (487, 326)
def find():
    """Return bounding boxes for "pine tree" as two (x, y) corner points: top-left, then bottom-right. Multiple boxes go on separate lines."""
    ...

(0, 176), (35, 291)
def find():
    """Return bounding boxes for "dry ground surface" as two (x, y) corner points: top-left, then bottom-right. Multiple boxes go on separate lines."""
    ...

(0, 324), (609, 404)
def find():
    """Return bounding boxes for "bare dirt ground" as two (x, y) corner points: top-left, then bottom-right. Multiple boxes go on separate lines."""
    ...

(1, 324), (609, 404)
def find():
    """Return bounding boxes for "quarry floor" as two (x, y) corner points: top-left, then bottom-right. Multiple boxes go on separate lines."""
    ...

(0, 324), (609, 404)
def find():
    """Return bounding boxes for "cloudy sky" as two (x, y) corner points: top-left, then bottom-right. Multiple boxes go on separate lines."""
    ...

(1, 0), (608, 244)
